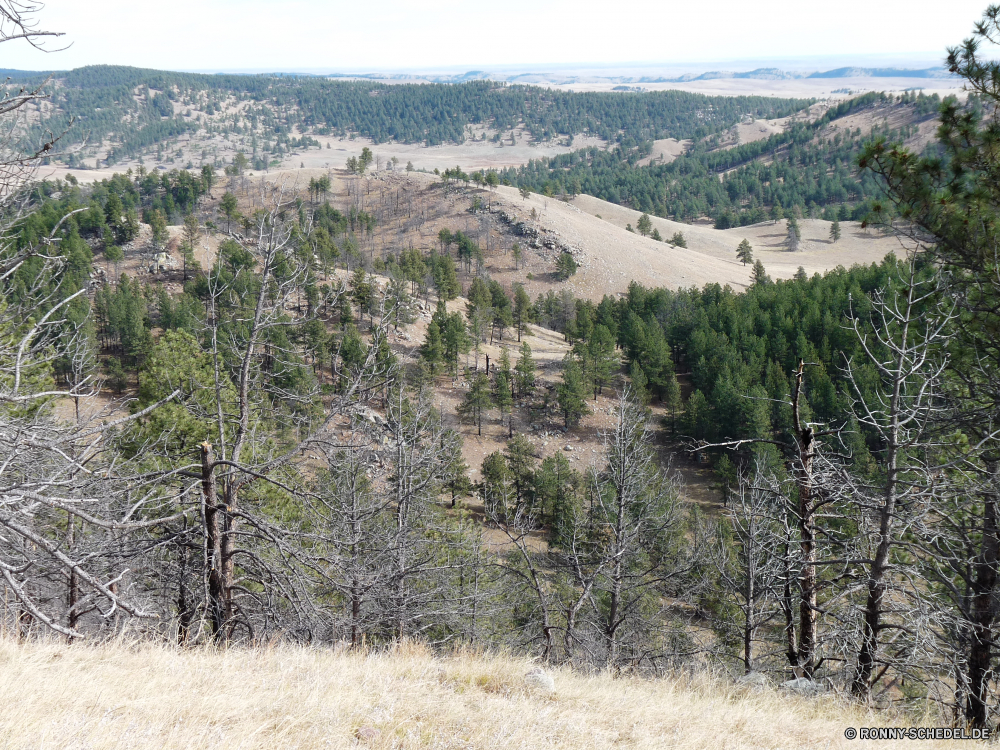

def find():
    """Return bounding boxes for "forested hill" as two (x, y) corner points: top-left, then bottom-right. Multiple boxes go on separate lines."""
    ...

(503, 90), (944, 225)
(10, 64), (809, 162)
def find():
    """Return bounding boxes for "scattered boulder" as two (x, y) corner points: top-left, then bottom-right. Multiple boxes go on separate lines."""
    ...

(735, 672), (769, 688)
(524, 666), (555, 695)
(781, 677), (823, 696)
(563, 445), (573, 452)
(355, 726), (381, 743)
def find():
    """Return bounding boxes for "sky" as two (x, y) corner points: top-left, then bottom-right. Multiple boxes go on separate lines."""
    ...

(1, 0), (991, 74)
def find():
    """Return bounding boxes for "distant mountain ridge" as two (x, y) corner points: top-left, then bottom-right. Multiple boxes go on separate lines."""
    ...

(0, 65), (957, 86)
(325, 66), (955, 85)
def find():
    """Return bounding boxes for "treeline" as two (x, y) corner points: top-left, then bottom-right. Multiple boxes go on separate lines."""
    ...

(9, 64), (811, 162)
(502, 91), (942, 223)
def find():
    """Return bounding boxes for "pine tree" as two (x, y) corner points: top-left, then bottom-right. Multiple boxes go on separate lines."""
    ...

(442, 429), (472, 507)
(830, 218), (841, 243)
(433, 253), (459, 300)
(588, 324), (619, 398)
(751, 259), (771, 286)
(513, 283), (532, 341)
(441, 311), (470, 374)
(515, 341), (536, 399)
(459, 372), (493, 436)
(736, 238), (754, 266)
(480, 451), (514, 520)
(663, 371), (682, 434)
(670, 231), (687, 248)
(636, 213), (652, 237)
(494, 349), (514, 437)
(420, 321), (445, 375)
(555, 251), (578, 280)
(504, 434), (536, 512)
(628, 360), (649, 404)
(786, 217), (801, 251)
(182, 213), (200, 281)
(147, 208), (168, 249)
(535, 452), (580, 546)
(557, 356), (589, 428)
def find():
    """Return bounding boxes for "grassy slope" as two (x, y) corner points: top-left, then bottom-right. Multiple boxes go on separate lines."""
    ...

(1, 637), (964, 749)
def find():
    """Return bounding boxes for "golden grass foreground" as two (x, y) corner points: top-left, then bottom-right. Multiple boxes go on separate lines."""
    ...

(0, 637), (981, 749)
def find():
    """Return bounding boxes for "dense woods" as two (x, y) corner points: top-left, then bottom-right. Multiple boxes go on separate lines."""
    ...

(12, 0), (1000, 736)
(503, 91), (944, 223)
(8, 65), (808, 165)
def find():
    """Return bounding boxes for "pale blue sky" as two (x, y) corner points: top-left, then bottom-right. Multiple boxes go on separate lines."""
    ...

(2, 0), (990, 73)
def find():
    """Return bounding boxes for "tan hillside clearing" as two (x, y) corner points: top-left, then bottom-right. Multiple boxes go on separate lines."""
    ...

(494, 188), (904, 301)
(636, 138), (691, 166)
(0, 637), (968, 749)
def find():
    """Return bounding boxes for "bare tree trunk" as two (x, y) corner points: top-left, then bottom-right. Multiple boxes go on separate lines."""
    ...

(201, 442), (226, 637)
(792, 361), (818, 678)
(967, 488), (999, 728)
(67, 516), (79, 641)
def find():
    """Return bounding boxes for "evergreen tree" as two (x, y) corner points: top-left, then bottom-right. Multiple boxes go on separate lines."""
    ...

(420, 320), (445, 375)
(442, 430), (472, 507)
(628, 359), (649, 404)
(588, 324), (619, 398)
(535, 451), (580, 546)
(557, 356), (589, 428)
(433, 253), (460, 300)
(829, 218), (841, 243)
(555, 251), (578, 280)
(736, 238), (754, 266)
(147, 208), (168, 249)
(181, 213), (200, 281)
(440, 310), (470, 374)
(515, 341), (536, 398)
(513, 283), (533, 341)
(663, 371), (682, 434)
(220, 191), (239, 232)
(504, 433), (536, 512)
(636, 213), (652, 237)
(459, 372), (493, 436)
(786, 217), (801, 251)
(751, 259), (771, 286)
(480, 451), (514, 520)
(494, 348), (514, 437)
(670, 231), (687, 247)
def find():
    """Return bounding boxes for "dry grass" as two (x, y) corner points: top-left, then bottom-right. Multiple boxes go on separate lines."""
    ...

(0, 637), (969, 749)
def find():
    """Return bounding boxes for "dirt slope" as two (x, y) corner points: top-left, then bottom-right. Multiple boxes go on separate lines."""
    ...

(490, 188), (903, 301)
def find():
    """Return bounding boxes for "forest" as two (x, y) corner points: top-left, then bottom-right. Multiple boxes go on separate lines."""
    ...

(11, 0), (1000, 737)
(502, 91), (945, 223)
(6, 64), (811, 165)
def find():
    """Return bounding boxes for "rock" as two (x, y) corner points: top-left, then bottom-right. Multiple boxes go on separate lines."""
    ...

(524, 666), (555, 695)
(736, 672), (769, 688)
(355, 726), (381, 743)
(781, 677), (823, 696)
(563, 445), (573, 452)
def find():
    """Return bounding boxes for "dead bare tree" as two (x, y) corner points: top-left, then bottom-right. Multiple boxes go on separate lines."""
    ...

(589, 389), (690, 670)
(835, 259), (954, 699)
(713, 455), (787, 674)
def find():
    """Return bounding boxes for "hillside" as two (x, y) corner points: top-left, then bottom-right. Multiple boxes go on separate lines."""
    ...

(503, 91), (944, 227)
(0, 638), (966, 749)
(7, 66), (809, 173)
(511, 188), (901, 300)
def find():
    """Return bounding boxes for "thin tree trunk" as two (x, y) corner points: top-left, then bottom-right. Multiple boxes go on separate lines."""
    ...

(967, 488), (999, 728)
(201, 442), (226, 637)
